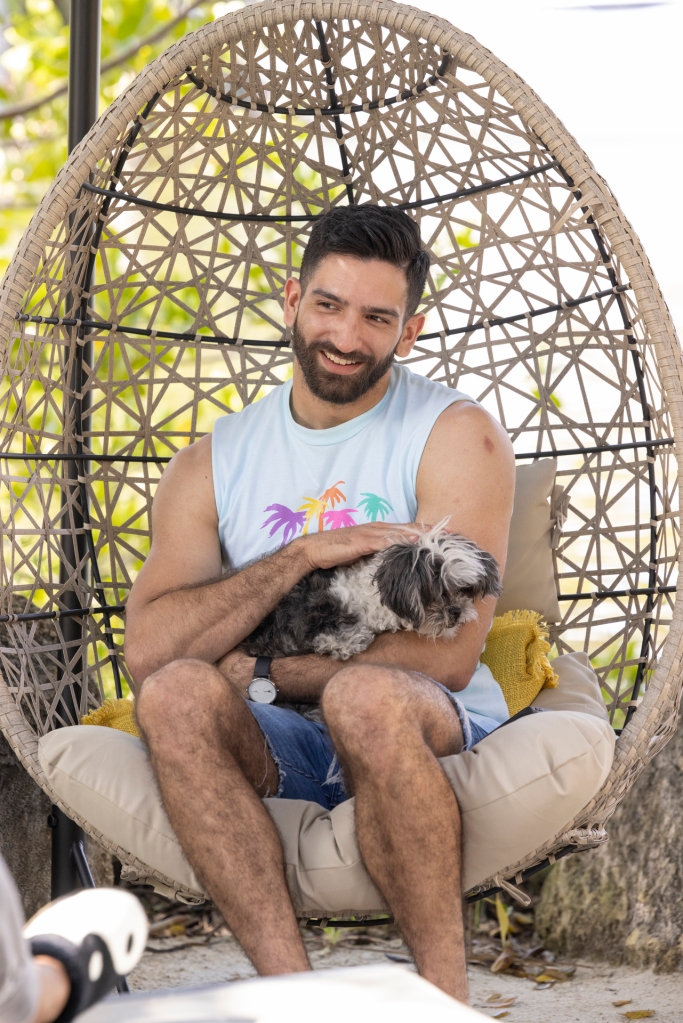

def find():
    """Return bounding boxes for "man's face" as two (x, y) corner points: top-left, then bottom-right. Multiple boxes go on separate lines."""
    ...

(283, 254), (423, 406)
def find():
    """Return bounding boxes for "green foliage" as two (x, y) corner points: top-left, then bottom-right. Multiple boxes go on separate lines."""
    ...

(531, 386), (562, 409)
(0, 0), (237, 275)
(591, 637), (642, 729)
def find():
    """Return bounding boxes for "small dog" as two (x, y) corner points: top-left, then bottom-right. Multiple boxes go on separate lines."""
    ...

(242, 523), (502, 661)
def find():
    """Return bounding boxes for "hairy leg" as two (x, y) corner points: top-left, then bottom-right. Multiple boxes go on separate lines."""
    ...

(136, 659), (309, 975)
(322, 665), (467, 1001)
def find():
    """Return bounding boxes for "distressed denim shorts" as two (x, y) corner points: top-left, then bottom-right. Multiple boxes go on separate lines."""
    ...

(246, 677), (492, 811)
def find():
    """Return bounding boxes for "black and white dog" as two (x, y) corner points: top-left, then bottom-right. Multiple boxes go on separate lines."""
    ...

(242, 522), (502, 661)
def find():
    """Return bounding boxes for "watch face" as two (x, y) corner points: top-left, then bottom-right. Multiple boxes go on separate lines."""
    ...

(248, 677), (277, 704)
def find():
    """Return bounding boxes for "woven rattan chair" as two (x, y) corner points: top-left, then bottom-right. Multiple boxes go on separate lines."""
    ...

(0, 0), (681, 909)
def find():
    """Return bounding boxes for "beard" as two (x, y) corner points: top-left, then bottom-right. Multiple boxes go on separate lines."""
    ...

(291, 318), (397, 405)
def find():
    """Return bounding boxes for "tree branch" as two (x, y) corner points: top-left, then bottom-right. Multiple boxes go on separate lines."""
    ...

(0, 0), (210, 122)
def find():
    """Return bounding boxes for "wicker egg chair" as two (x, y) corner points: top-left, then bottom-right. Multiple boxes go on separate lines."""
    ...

(0, 0), (681, 909)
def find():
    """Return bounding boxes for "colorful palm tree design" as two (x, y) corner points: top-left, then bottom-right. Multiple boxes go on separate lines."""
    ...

(358, 492), (393, 522)
(320, 482), (345, 509)
(323, 508), (358, 529)
(298, 496), (327, 535)
(299, 481), (346, 533)
(261, 504), (306, 546)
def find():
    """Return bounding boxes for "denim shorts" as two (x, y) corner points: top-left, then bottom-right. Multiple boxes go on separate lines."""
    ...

(246, 676), (492, 811)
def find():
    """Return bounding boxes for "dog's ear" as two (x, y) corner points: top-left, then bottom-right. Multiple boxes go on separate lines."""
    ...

(440, 537), (503, 601)
(374, 543), (442, 628)
(459, 548), (502, 600)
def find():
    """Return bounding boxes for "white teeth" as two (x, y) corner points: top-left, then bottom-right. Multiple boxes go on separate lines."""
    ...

(324, 352), (358, 366)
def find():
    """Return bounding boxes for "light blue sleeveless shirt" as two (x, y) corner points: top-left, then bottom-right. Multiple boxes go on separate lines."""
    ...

(212, 363), (508, 732)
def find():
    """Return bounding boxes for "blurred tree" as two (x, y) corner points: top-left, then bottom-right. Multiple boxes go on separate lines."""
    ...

(535, 724), (683, 971)
(0, 0), (242, 275)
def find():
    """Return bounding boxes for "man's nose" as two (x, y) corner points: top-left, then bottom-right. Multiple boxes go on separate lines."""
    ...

(327, 312), (367, 353)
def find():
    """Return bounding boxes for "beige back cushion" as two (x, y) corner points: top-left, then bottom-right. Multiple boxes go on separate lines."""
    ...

(38, 652), (613, 914)
(499, 459), (560, 622)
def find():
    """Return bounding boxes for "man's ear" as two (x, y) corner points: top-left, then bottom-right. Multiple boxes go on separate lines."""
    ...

(396, 311), (425, 358)
(283, 277), (302, 328)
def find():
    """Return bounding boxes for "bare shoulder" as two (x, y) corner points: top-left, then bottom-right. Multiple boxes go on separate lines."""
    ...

(161, 433), (213, 482)
(154, 434), (216, 524)
(425, 401), (513, 468)
(416, 401), (514, 563)
(129, 434), (220, 609)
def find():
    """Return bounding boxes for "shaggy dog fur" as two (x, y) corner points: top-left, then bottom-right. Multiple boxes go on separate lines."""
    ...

(242, 523), (502, 661)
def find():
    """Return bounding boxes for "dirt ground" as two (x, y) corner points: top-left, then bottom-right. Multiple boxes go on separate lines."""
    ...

(128, 930), (683, 1021)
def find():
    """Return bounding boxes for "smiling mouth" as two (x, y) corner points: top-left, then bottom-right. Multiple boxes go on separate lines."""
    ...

(316, 349), (368, 378)
(321, 350), (364, 369)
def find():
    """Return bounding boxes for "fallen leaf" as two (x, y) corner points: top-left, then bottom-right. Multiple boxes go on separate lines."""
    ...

(491, 947), (515, 974)
(535, 974), (558, 983)
(491, 1013), (509, 1019)
(621, 1013), (654, 1020)
(535, 981), (555, 990)
(486, 995), (516, 1007)
(147, 912), (196, 937)
(485, 994), (502, 1002)
(542, 966), (575, 982)
(613, 1001), (633, 1008)
(495, 894), (511, 945)
(168, 924), (185, 936)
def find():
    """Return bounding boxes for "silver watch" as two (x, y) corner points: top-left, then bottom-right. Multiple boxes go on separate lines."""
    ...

(247, 656), (278, 704)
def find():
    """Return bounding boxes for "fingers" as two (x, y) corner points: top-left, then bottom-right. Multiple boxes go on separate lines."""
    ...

(303, 521), (426, 570)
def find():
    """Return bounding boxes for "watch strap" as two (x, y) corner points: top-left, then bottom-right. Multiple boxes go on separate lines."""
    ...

(253, 655), (272, 680)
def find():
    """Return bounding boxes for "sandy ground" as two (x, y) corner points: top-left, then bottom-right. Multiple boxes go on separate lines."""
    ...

(128, 933), (683, 1021)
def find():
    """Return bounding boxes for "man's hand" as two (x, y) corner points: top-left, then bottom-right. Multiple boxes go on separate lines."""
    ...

(301, 521), (421, 571)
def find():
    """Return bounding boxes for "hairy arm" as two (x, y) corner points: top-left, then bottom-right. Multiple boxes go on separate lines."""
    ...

(219, 402), (515, 696)
(125, 435), (412, 687)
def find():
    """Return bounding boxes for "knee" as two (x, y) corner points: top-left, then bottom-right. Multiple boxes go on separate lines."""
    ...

(136, 659), (229, 742)
(321, 664), (413, 754)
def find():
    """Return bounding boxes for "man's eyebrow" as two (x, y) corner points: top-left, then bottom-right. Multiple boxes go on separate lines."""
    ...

(311, 288), (400, 319)
(311, 288), (349, 306)
(361, 303), (400, 319)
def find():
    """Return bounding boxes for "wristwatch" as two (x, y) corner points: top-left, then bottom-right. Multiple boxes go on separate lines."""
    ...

(247, 656), (278, 704)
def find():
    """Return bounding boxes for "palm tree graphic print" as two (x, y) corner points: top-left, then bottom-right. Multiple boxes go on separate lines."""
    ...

(261, 484), (393, 546)
(358, 492), (393, 522)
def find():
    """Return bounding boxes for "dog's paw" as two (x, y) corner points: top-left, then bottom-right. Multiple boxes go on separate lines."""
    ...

(313, 627), (376, 660)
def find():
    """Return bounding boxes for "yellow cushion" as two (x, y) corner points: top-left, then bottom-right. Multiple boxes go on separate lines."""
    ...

(82, 697), (139, 737)
(480, 609), (558, 716)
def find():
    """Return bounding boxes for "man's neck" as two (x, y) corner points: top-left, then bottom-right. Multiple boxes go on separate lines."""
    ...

(289, 362), (394, 430)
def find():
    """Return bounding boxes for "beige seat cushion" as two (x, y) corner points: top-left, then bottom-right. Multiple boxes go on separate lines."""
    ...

(39, 652), (614, 913)
(499, 459), (559, 622)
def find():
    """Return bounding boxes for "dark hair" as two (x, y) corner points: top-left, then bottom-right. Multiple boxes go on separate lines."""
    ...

(299, 205), (430, 320)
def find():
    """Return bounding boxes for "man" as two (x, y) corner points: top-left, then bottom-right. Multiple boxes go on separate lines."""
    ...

(126, 205), (515, 1002)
